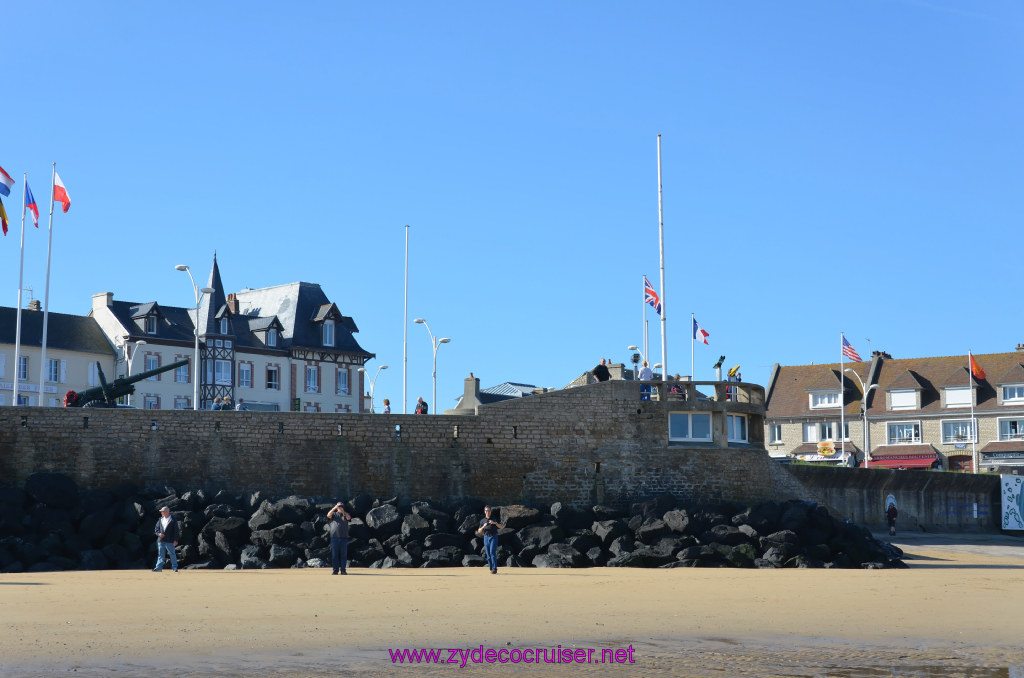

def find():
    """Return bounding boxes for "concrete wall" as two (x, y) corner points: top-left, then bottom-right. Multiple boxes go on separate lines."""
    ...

(786, 465), (1000, 531)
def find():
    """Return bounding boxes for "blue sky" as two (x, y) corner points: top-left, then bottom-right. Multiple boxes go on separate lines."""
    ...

(2, 1), (1022, 412)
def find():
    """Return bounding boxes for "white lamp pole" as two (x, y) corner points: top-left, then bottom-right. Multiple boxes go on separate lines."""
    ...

(358, 364), (388, 412)
(414, 318), (449, 414)
(628, 345), (647, 379)
(175, 265), (215, 411)
(845, 368), (877, 469)
(124, 339), (147, 407)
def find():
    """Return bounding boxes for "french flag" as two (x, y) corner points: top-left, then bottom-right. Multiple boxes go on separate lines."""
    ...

(693, 317), (710, 345)
(0, 165), (14, 198)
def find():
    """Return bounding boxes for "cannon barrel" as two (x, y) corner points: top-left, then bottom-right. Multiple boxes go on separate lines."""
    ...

(64, 359), (190, 408)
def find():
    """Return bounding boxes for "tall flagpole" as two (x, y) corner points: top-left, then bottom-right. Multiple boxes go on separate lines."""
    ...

(970, 351), (978, 475)
(37, 163), (56, 406)
(690, 312), (695, 381)
(13, 174), (28, 406)
(840, 332), (846, 464)
(403, 225), (409, 414)
(656, 135), (667, 381)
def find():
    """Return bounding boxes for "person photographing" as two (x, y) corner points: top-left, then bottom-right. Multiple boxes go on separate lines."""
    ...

(327, 501), (352, 575)
(476, 505), (503, 574)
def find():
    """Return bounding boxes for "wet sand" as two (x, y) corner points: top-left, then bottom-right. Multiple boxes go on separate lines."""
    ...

(2, 533), (1023, 677)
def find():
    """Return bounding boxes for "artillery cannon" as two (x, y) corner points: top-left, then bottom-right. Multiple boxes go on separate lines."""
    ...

(63, 359), (190, 408)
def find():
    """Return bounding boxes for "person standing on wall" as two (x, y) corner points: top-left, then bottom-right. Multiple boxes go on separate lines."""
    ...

(592, 358), (611, 383)
(415, 397), (428, 414)
(477, 505), (503, 574)
(381, 398), (391, 414)
(327, 501), (352, 575)
(153, 506), (180, 573)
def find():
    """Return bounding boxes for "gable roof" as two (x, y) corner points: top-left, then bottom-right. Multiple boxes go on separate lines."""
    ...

(765, 363), (866, 418)
(0, 307), (115, 355)
(106, 300), (197, 344)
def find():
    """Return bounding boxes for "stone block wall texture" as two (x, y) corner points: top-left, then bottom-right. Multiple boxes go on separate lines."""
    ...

(1, 379), (1000, 528)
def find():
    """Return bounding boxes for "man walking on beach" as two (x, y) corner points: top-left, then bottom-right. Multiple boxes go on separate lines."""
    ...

(327, 501), (352, 575)
(153, 506), (180, 573)
(477, 505), (503, 574)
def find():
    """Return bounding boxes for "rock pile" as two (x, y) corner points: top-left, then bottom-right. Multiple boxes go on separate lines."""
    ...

(0, 472), (905, 572)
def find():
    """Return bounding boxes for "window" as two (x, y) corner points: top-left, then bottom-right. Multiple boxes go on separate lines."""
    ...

(215, 340), (223, 348)
(145, 355), (159, 380)
(336, 367), (349, 395)
(1003, 385), (1024, 403)
(145, 316), (157, 334)
(144, 396), (159, 410)
(214, 360), (232, 386)
(88, 362), (99, 387)
(18, 356), (28, 380)
(220, 318), (228, 334)
(305, 365), (319, 393)
(887, 422), (921, 445)
(890, 390), (916, 410)
(668, 412), (712, 441)
(46, 359), (59, 383)
(802, 423), (819, 443)
(267, 366), (280, 390)
(175, 361), (189, 383)
(945, 386), (971, 408)
(810, 392), (840, 409)
(239, 363), (252, 388)
(942, 419), (976, 444)
(174, 397), (190, 410)
(999, 418), (1024, 441)
(0, 353), (5, 378)
(727, 415), (748, 442)
(267, 329), (278, 347)
(225, 340), (232, 349)
(769, 424), (783, 444)
(323, 319), (335, 347)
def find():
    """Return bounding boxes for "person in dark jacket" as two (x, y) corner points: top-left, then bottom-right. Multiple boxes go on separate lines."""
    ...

(153, 506), (180, 572)
(327, 502), (352, 575)
(476, 505), (504, 574)
(886, 503), (898, 536)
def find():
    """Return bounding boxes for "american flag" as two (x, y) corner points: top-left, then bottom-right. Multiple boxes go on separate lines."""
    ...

(643, 276), (661, 315)
(841, 335), (862, 362)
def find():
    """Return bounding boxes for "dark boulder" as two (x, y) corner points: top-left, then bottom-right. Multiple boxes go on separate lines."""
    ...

(636, 519), (670, 543)
(25, 472), (79, 509)
(592, 520), (628, 546)
(592, 505), (625, 520)
(423, 533), (464, 550)
(498, 505), (543, 530)
(79, 549), (109, 570)
(422, 546), (463, 566)
(551, 502), (592, 531)
(268, 544), (302, 567)
(401, 514), (432, 541)
(518, 524), (564, 551)
(662, 509), (690, 534)
(365, 504), (403, 538)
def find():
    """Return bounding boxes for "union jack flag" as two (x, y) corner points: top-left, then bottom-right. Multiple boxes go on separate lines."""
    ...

(643, 276), (661, 315)
(841, 335), (862, 362)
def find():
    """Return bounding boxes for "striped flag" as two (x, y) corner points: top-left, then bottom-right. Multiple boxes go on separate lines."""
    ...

(841, 335), (861, 362)
(25, 182), (39, 227)
(643, 276), (661, 315)
(693, 317), (709, 344)
(0, 196), (9, 235)
(0, 165), (14, 197)
(53, 171), (71, 213)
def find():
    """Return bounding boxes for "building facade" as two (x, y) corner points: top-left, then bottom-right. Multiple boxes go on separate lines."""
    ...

(89, 255), (375, 411)
(765, 346), (1024, 473)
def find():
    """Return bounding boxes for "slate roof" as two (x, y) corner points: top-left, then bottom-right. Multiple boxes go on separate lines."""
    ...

(106, 301), (196, 344)
(0, 307), (114, 355)
(765, 362), (867, 418)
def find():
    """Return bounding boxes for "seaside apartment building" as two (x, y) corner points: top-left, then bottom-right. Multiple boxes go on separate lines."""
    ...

(764, 345), (1024, 473)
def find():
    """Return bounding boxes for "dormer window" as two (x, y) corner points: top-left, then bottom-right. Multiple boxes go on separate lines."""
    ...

(890, 389), (916, 410)
(810, 392), (840, 409)
(323, 319), (335, 347)
(220, 318), (229, 334)
(267, 328), (278, 347)
(1003, 385), (1024, 404)
(145, 316), (157, 335)
(944, 386), (971, 408)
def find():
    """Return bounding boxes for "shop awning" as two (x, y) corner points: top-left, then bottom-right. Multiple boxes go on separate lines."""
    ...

(870, 445), (937, 469)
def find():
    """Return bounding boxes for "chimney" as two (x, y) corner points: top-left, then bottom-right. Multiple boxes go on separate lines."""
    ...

(227, 292), (240, 315)
(1017, 343), (1024, 353)
(27, 300), (41, 311)
(91, 292), (114, 312)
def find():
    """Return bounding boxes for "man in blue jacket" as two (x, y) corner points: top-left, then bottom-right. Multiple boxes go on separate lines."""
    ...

(153, 506), (180, 572)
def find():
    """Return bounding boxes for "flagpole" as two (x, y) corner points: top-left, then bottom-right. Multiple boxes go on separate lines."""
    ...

(641, 275), (645, 369)
(37, 164), (57, 406)
(656, 135), (667, 382)
(970, 351), (978, 475)
(840, 332), (846, 464)
(690, 312), (694, 381)
(403, 224), (409, 414)
(13, 174), (28, 406)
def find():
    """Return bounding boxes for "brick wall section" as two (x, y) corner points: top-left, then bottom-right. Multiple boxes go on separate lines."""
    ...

(0, 380), (818, 510)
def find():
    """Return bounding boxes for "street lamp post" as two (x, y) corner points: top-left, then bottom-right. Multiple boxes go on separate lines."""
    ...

(414, 318), (450, 414)
(844, 368), (878, 469)
(628, 345), (647, 379)
(123, 339), (147, 407)
(175, 265), (215, 411)
(357, 364), (389, 412)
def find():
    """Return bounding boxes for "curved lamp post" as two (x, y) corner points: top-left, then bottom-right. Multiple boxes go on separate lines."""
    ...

(357, 364), (388, 412)
(844, 368), (878, 469)
(175, 265), (215, 410)
(124, 339), (147, 407)
(414, 318), (450, 414)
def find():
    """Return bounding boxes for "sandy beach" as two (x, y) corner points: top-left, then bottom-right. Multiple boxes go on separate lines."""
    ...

(2, 532), (1023, 677)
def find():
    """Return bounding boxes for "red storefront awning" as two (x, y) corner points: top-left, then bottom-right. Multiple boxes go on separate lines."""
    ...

(870, 453), (937, 469)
